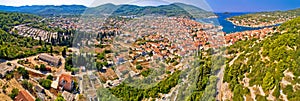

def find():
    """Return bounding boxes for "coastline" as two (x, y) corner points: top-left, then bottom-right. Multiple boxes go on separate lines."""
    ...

(226, 19), (283, 28)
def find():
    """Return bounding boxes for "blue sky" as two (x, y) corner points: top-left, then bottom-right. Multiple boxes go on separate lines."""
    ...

(0, 0), (299, 12)
(207, 0), (300, 12)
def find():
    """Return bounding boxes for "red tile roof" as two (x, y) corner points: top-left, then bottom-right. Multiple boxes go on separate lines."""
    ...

(14, 90), (35, 101)
(58, 74), (73, 91)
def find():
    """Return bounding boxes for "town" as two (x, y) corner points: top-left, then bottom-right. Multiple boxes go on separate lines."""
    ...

(0, 14), (280, 101)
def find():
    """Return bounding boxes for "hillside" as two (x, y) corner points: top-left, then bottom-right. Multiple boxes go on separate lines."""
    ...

(0, 5), (86, 16)
(85, 3), (214, 18)
(0, 12), (51, 60)
(227, 8), (300, 27)
(0, 3), (215, 18)
(223, 17), (300, 100)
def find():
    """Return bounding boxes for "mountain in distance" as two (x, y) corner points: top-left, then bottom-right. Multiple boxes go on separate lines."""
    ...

(130, 0), (171, 6)
(85, 3), (215, 18)
(0, 5), (86, 16)
(0, 3), (215, 18)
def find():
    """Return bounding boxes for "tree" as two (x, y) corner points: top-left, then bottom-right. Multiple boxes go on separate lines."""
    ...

(273, 84), (280, 98)
(35, 98), (42, 101)
(35, 65), (39, 70)
(141, 69), (152, 77)
(97, 53), (105, 60)
(5, 72), (14, 80)
(136, 65), (143, 70)
(40, 64), (46, 71)
(233, 84), (244, 101)
(39, 37), (42, 45)
(9, 88), (19, 99)
(102, 61), (109, 67)
(17, 67), (29, 79)
(256, 95), (267, 101)
(62, 48), (67, 57)
(46, 75), (53, 80)
(55, 94), (66, 101)
(39, 79), (52, 89)
(262, 72), (275, 91)
(50, 45), (53, 55)
(43, 44), (48, 51)
(22, 80), (33, 92)
(6, 62), (11, 66)
(96, 62), (103, 71)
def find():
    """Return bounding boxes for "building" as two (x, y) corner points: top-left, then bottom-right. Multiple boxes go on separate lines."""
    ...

(34, 85), (44, 93)
(0, 63), (16, 78)
(62, 91), (75, 101)
(38, 54), (61, 66)
(58, 74), (74, 92)
(14, 90), (35, 101)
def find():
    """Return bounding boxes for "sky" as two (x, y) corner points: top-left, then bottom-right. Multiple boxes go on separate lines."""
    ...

(0, 0), (299, 12)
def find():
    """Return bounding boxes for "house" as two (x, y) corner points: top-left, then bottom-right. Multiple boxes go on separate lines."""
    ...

(0, 63), (16, 78)
(34, 85), (44, 93)
(62, 91), (75, 101)
(36, 93), (46, 101)
(14, 90), (35, 101)
(58, 74), (74, 92)
(38, 54), (61, 66)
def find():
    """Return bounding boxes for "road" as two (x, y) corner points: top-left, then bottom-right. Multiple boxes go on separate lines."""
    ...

(7, 56), (46, 75)
(2, 53), (66, 76)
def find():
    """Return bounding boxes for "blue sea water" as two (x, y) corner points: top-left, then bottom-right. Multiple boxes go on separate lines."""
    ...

(196, 13), (277, 34)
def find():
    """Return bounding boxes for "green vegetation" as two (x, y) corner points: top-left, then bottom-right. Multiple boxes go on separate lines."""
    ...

(184, 53), (216, 101)
(39, 64), (47, 71)
(136, 65), (143, 70)
(97, 52), (106, 60)
(9, 88), (19, 99)
(62, 47), (67, 57)
(6, 62), (11, 66)
(109, 70), (181, 101)
(35, 98), (42, 101)
(21, 80), (33, 91)
(279, 16), (300, 32)
(0, 12), (49, 60)
(228, 8), (300, 27)
(17, 67), (29, 79)
(46, 75), (53, 80)
(85, 3), (214, 19)
(0, 5), (86, 16)
(141, 69), (152, 77)
(224, 17), (300, 100)
(4, 71), (14, 80)
(106, 49), (221, 101)
(39, 79), (52, 89)
(97, 88), (120, 101)
(55, 94), (66, 101)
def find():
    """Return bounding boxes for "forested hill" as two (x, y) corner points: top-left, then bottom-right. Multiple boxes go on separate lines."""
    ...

(0, 12), (51, 60)
(0, 5), (87, 16)
(85, 3), (215, 18)
(0, 3), (215, 18)
(224, 17), (300, 100)
(227, 8), (300, 27)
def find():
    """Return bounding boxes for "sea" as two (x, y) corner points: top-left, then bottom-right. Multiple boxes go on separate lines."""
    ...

(196, 13), (278, 34)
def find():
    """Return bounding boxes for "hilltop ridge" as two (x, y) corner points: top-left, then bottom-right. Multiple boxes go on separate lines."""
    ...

(0, 3), (215, 18)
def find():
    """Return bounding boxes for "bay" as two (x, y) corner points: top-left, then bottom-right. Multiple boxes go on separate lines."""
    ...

(196, 12), (278, 34)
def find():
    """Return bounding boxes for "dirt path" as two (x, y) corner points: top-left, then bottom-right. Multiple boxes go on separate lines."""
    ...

(229, 52), (244, 66)
(217, 52), (244, 100)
